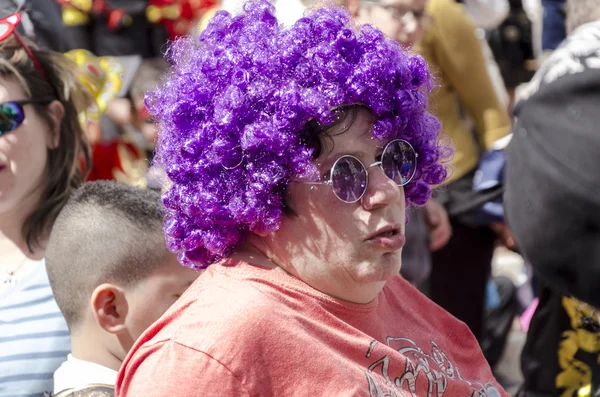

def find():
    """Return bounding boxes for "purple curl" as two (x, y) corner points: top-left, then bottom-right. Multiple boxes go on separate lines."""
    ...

(149, 0), (452, 269)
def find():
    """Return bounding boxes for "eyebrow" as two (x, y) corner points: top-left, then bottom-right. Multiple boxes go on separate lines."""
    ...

(320, 151), (364, 168)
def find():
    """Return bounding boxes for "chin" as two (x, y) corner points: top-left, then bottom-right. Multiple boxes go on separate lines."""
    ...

(358, 250), (403, 283)
(380, 250), (403, 276)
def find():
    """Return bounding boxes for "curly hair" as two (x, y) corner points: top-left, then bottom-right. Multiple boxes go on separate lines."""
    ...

(149, 0), (451, 269)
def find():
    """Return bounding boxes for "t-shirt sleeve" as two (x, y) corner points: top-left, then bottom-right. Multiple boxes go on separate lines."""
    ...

(116, 340), (252, 397)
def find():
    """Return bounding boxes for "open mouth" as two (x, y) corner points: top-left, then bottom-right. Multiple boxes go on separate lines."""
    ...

(367, 226), (401, 240)
(366, 226), (406, 250)
(376, 230), (398, 238)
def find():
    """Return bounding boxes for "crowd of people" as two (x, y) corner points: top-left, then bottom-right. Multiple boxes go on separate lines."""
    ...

(1, 0), (599, 396)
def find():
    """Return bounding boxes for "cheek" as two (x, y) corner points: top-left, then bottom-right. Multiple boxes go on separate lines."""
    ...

(127, 286), (177, 337)
(0, 131), (48, 198)
(284, 187), (357, 244)
(409, 26), (425, 43)
(308, 195), (361, 243)
(7, 124), (48, 169)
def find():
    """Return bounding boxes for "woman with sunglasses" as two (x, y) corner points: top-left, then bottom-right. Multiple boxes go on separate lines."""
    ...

(117, 1), (507, 395)
(0, 17), (91, 397)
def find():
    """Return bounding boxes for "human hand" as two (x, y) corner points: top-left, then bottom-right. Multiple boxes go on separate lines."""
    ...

(490, 222), (517, 251)
(423, 199), (452, 251)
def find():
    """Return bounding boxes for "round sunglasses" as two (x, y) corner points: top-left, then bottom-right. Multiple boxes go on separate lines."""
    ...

(0, 99), (52, 136)
(297, 139), (418, 203)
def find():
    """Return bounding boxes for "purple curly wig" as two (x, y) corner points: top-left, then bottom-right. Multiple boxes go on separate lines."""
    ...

(149, 0), (451, 269)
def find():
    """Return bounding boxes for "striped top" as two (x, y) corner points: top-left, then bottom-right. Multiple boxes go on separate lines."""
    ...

(0, 260), (71, 397)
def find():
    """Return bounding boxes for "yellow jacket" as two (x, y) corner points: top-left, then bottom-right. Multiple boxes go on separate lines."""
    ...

(415, 0), (510, 183)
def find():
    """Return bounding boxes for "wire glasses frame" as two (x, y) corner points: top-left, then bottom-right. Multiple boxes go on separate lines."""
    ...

(296, 138), (419, 203)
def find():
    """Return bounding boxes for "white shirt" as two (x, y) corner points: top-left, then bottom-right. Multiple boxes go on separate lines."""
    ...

(0, 260), (70, 397)
(53, 355), (118, 393)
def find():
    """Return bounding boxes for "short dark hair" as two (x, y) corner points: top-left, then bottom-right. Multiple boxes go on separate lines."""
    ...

(46, 181), (170, 330)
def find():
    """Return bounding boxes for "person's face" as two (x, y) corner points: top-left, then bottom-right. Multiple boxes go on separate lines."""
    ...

(267, 108), (407, 303)
(0, 78), (56, 215)
(364, 0), (429, 46)
(124, 254), (200, 344)
(133, 96), (157, 150)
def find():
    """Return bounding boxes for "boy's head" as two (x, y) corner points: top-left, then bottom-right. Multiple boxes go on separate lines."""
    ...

(46, 181), (199, 364)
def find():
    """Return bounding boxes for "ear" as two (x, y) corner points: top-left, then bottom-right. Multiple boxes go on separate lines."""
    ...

(346, 0), (361, 17)
(91, 283), (129, 334)
(46, 100), (64, 149)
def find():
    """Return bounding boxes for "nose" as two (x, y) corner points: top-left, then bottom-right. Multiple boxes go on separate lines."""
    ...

(361, 165), (404, 211)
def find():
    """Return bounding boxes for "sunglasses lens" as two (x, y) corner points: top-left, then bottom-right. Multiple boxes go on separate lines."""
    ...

(0, 102), (24, 135)
(382, 139), (417, 186)
(331, 156), (367, 203)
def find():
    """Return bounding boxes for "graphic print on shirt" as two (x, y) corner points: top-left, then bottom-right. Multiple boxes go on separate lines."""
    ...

(556, 297), (600, 397)
(364, 337), (502, 397)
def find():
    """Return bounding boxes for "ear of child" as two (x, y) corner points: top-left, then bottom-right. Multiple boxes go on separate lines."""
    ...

(91, 284), (128, 335)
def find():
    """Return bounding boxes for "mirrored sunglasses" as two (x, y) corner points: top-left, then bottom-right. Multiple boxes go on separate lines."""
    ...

(0, 100), (52, 136)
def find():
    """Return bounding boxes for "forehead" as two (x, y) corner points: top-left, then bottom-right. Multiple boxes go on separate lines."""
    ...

(0, 76), (27, 102)
(318, 107), (381, 161)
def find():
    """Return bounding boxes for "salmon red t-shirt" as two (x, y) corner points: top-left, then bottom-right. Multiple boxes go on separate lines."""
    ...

(116, 261), (506, 397)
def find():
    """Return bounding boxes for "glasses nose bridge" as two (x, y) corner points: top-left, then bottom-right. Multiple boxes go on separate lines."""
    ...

(367, 160), (382, 171)
(367, 160), (390, 183)
(362, 159), (400, 207)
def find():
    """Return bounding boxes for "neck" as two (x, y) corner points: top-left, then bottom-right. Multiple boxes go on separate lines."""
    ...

(230, 242), (279, 270)
(71, 329), (122, 372)
(234, 237), (383, 304)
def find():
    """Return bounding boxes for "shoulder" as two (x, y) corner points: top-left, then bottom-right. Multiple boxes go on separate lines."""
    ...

(118, 267), (295, 396)
(118, 339), (252, 396)
(126, 265), (299, 364)
(428, 0), (467, 18)
(427, 0), (477, 38)
(420, 0), (476, 61)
